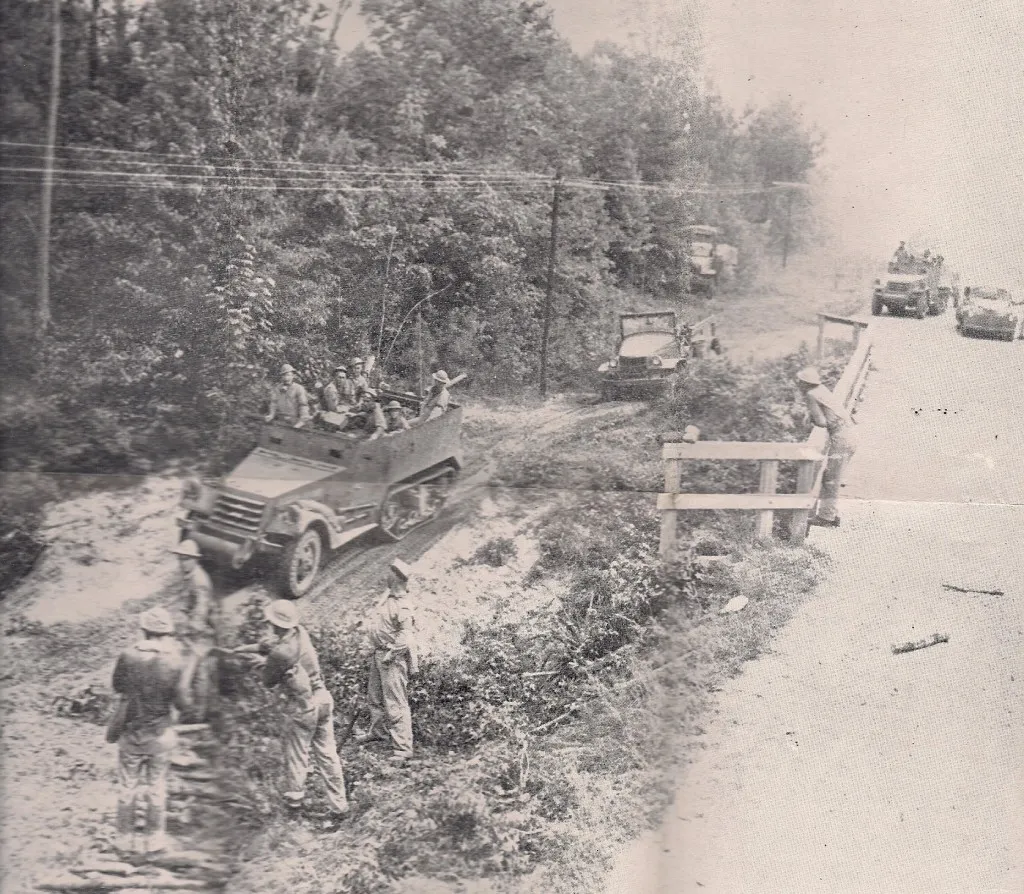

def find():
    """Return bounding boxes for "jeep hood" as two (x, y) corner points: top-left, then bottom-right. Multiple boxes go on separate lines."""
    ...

(222, 447), (339, 500)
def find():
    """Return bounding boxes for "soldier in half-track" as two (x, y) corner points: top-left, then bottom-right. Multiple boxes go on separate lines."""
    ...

(177, 367), (464, 597)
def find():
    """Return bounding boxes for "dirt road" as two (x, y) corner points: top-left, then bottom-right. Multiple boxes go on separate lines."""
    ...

(604, 309), (1024, 893)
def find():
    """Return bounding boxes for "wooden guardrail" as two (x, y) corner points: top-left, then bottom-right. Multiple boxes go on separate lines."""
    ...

(659, 318), (874, 559)
(816, 312), (869, 365)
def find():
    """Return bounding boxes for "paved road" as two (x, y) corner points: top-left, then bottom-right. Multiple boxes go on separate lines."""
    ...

(605, 309), (1024, 893)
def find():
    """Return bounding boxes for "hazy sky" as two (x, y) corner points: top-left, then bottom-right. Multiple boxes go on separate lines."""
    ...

(339, 0), (1024, 283)
(549, 0), (1024, 283)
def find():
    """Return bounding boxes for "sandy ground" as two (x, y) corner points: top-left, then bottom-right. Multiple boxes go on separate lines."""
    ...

(603, 309), (1024, 893)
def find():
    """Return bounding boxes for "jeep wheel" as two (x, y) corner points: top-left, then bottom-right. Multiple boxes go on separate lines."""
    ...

(914, 298), (926, 320)
(279, 527), (323, 599)
(871, 297), (883, 316)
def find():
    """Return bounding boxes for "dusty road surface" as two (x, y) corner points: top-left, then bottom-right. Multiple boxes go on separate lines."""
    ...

(604, 309), (1024, 893)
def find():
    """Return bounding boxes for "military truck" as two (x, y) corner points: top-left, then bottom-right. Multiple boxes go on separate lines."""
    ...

(176, 390), (462, 598)
(683, 225), (737, 299)
(598, 311), (721, 400)
(871, 256), (947, 318)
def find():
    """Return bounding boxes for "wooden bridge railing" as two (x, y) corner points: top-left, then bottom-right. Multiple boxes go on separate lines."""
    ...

(659, 318), (874, 559)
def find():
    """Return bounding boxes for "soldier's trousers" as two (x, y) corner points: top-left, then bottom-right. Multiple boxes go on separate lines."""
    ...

(366, 650), (413, 756)
(820, 429), (857, 521)
(117, 727), (175, 851)
(281, 688), (349, 814)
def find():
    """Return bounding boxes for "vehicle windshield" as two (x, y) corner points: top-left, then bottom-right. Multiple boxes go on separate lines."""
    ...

(970, 287), (1009, 302)
(621, 313), (676, 336)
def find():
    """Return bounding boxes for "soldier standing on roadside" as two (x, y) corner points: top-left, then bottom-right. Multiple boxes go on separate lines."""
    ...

(265, 363), (311, 428)
(110, 608), (197, 856)
(354, 559), (419, 763)
(170, 539), (219, 722)
(796, 368), (858, 528)
(234, 601), (350, 830)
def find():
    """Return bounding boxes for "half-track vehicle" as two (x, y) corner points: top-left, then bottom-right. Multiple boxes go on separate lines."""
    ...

(683, 225), (736, 299)
(956, 286), (1024, 340)
(598, 311), (721, 400)
(872, 256), (947, 318)
(176, 390), (462, 598)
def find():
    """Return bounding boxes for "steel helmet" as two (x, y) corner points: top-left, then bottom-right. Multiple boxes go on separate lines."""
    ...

(796, 367), (822, 386)
(385, 400), (403, 411)
(264, 600), (300, 629)
(172, 539), (203, 559)
(390, 558), (412, 582)
(280, 363), (296, 374)
(432, 370), (450, 385)
(140, 607), (175, 635)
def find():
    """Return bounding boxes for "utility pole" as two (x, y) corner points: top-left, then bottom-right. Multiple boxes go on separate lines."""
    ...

(539, 173), (562, 398)
(782, 189), (793, 269)
(417, 309), (424, 397)
(38, 0), (62, 335)
(772, 181), (807, 271)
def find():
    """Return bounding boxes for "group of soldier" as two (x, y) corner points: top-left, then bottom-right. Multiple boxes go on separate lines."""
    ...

(108, 539), (421, 854)
(265, 359), (453, 439)
(890, 241), (944, 272)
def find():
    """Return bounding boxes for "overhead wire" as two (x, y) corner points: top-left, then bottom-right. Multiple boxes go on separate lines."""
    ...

(0, 140), (790, 196)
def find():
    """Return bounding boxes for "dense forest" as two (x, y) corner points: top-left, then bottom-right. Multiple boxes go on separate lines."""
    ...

(0, 0), (821, 498)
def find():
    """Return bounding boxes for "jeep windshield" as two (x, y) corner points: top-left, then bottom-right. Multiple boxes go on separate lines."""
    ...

(621, 313), (676, 336)
(969, 287), (1009, 302)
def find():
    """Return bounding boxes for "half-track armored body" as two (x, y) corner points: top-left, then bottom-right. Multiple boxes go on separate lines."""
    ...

(177, 390), (462, 598)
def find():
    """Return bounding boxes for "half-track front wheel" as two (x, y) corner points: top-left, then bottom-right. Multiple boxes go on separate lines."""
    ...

(278, 526), (323, 599)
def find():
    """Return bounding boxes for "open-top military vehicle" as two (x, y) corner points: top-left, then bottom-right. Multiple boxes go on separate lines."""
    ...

(872, 255), (947, 318)
(683, 225), (737, 299)
(598, 311), (721, 400)
(176, 389), (462, 598)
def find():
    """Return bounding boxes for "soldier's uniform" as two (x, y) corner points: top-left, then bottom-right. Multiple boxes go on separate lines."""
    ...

(419, 371), (452, 422)
(259, 602), (349, 818)
(358, 560), (418, 760)
(171, 541), (219, 722)
(322, 368), (356, 413)
(111, 609), (192, 855)
(384, 401), (410, 435)
(268, 381), (311, 426)
(798, 368), (857, 526)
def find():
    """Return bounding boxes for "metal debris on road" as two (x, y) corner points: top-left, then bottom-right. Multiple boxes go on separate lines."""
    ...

(891, 632), (949, 655)
(941, 583), (1004, 596)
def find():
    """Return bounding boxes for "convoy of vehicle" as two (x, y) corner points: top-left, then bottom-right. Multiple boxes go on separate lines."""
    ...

(177, 390), (463, 598)
(956, 286), (1024, 340)
(598, 311), (722, 401)
(175, 237), (1016, 599)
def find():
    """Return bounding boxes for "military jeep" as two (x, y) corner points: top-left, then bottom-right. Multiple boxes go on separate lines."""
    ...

(176, 390), (462, 598)
(598, 311), (721, 401)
